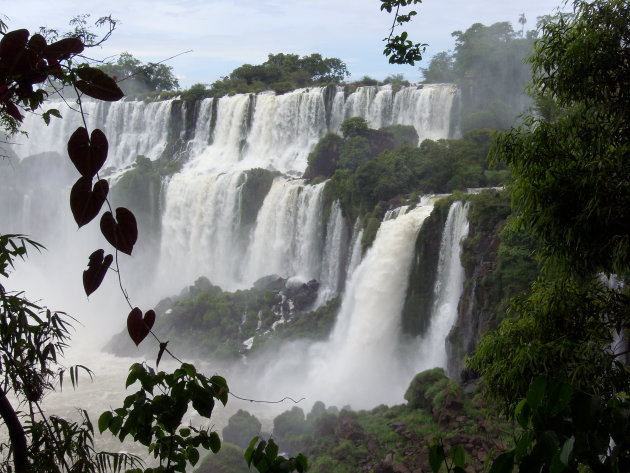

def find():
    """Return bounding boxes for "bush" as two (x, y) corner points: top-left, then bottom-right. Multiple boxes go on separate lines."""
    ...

(222, 410), (262, 449)
(404, 368), (448, 409)
(340, 117), (369, 138)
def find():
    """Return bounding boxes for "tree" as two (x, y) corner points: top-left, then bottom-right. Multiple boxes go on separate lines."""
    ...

(99, 52), (179, 96)
(421, 51), (455, 83)
(518, 13), (527, 37)
(467, 1), (630, 471)
(387, 1), (629, 471)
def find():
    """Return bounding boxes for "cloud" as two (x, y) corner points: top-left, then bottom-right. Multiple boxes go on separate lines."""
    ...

(4, 0), (566, 87)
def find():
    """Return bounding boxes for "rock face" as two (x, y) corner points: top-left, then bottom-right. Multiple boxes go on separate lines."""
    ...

(104, 274), (322, 360)
(283, 279), (320, 312)
(445, 190), (540, 380)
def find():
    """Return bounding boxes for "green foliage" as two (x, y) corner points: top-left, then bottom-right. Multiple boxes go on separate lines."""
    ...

(99, 52), (179, 97)
(382, 74), (411, 93)
(244, 437), (308, 473)
(405, 368), (449, 410)
(462, 5), (630, 472)
(423, 21), (536, 129)
(208, 53), (349, 97)
(491, 0), (629, 275)
(339, 117), (369, 138)
(99, 363), (227, 472)
(421, 51), (456, 83)
(251, 297), (341, 353)
(427, 437), (467, 473)
(323, 128), (499, 223)
(273, 407), (307, 442)
(488, 377), (629, 473)
(303, 133), (343, 180)
(380, 0), (427, 65)
(222, 410), (262, 449)
(0, 235), (141, 473)
(469, 276), (628, 415)
(338, 136), (371, 170)
(379, 124), (418, 148)
(195, 442), (250, 473)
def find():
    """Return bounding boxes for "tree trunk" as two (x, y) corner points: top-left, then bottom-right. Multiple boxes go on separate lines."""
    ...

(0, 389), (30, 473)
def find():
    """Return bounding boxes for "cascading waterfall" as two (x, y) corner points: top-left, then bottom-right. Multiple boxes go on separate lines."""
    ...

(315, 201), (350, 306)
(240, 201), (437, 409)
(392, 84), (459, 142)
(12, 99), (174, 170)
(6, 83), (468, 413)
(413, 201), (470, 371)
(153, 84), (458, 298)
(315, 202), (436, 406)
(242, 179), (326, 286)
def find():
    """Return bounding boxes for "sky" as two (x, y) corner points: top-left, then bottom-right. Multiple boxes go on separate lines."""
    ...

(3, 0), (568, 88)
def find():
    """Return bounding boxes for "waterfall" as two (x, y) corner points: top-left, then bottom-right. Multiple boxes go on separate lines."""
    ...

(310, 202), (435, 407)
(392, 84), (459, 142)
(243, 179), (326, 286)
(12, 99), (175, 170)
(414, 201), (470, 371)
(315, 201), (350, 306)
(5, 84), (465, 412)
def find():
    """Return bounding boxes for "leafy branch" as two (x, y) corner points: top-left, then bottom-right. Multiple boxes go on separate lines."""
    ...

(380, 0), (427, 65)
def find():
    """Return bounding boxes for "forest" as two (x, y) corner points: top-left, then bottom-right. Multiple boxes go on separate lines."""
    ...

(0, 0), (628, 472)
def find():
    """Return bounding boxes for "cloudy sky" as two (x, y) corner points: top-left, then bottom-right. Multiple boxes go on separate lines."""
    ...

(4, 0), (567, 88)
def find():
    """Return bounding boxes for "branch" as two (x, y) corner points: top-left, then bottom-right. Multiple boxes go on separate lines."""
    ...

(0, 389), (30, 473)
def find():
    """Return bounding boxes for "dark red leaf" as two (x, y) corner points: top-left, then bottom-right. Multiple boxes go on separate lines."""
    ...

(70, 177), (109, 227)
(75, 67), (124, 102)
(90, 129), (108, 171)
(3, 100), (24, 121)
(100, 208), (138, 255)
(10, 48), (37, 76)
(67, 127), (108, 178)
(127, 308), (155, 346)
(0, 29), (29, 69)
(27, 34), (47, 55)
(82, 249), (113, 296)
(42, 37), (84, 62)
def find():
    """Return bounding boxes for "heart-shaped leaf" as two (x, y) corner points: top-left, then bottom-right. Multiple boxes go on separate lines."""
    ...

(127, 307), (155, 346)
(0, 29), (29, 71)
(83, 249), (113, 296)
(70, 176), (109, 227)
(26, 34), (47, 55)
(67, 127), (108, 178)
(100, 208), (138, 255)
(42, 37), (84, 62)
(75, 67), (124, 102)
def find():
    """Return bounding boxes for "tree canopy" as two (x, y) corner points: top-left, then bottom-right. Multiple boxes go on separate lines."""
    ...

(208, 53), (349, 97)
(422, 21), (536, 132)
(468, 1), (629, 471)
(99, 52), (179, 96)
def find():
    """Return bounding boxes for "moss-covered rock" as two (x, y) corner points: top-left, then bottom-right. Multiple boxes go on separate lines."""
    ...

(401, 196), (452, 336)
(446, 189), (541, 379)
(239, 168), (276, 230)
(404, 368), (449, 409)
(303, 133), (343, 180)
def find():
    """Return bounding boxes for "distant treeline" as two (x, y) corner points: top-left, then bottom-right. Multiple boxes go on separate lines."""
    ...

(422, 20), (539, 131)
(105, 19), (539, 132)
